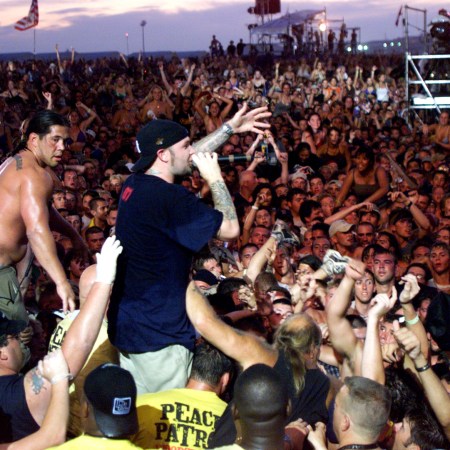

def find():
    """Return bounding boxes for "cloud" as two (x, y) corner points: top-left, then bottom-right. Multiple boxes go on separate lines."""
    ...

(1, 0), (448, 54)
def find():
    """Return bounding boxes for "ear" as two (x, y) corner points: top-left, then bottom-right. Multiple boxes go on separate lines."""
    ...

(231, 403), (239, 421)
(0, 347), (8, 361)
(286, 399), (292, 418)
(80, 398), (90, 419)
(28, 132), (40, 149)
(156, 148), (169, 163)
(218, 372), (230, 394)
(342, 412), (351, 432)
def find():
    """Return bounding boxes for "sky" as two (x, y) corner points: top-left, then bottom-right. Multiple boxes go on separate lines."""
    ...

(0, 0), (448, 55)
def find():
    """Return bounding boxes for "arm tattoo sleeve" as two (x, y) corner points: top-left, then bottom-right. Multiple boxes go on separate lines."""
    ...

(192, 126), (229, 154)
(210, 180), (237, 221)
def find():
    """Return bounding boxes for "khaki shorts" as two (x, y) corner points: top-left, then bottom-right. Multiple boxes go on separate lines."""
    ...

(120, 344), (193, 395)
(0, 266), (28, 322)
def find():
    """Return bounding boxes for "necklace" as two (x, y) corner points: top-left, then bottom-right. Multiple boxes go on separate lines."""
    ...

(338, 444), (378, 450)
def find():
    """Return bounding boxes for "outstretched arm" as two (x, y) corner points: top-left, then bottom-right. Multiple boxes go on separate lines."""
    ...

(394, 323), (450, 439)
(326, 260), (365, 362)
(186, 281), (277, 369)
(398, 274), (429, 359)
(61, 236), (122, 376)
(55, 44), (62, 72)
(77, 102), (99, 131)
(362, 291), (397, 384)
(245, 237), (277, 284)
(192, 103), (271, 154)
(180, 64), (195, 97)
(324, 201), (375, 225)
(389, 191), (431, 232)
(158, 61), (174, 96)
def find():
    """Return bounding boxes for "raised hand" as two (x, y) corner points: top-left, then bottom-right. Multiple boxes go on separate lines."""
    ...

(227, 103), (271, 135)
(95, 236), (123, 284)
(393, 320), (421, 361)
(191, 152), (222, 184)
(399, 274), (420, 304)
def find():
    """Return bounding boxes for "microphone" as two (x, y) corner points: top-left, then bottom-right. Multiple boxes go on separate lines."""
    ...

(217, 155), (252, 163)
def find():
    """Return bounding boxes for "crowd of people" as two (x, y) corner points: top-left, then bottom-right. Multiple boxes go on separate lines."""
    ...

(0, 42), (449, 450)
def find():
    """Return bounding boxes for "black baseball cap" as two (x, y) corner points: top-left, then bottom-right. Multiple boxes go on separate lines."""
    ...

(84, 364), (138, 438)
(193, 269), (219, 286)
(0, 311), (27, 339)
(132, 120), (188, 172)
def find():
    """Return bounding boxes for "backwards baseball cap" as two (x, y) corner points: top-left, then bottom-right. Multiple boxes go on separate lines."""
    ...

(132, 120), (188, 172)
(84, 363), (138, 438)
(329, 220), (354, 238)
(0, 311), (27, 340)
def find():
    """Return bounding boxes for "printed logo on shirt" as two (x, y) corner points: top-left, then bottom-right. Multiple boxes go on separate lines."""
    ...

(121, 186), (134, 202)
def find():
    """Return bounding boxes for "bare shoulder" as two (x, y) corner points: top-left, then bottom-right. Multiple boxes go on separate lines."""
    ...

(17, 153), (54, 191)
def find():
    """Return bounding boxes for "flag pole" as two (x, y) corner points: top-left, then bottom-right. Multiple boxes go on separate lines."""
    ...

(33, 27), (36, 57)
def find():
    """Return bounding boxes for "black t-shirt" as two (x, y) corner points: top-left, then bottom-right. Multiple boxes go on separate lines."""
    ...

(207, 351), (330, 447)
(0, 374), (39, 443)
(108, 173), (222, 353)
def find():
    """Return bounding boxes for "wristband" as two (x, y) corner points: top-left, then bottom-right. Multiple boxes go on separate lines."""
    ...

(415, 363), (430, 373)
(251, 205), (259, 210)
(51, 373), (74, 384)
(222, 123), (234, 137)
(405, 314), (420, 326)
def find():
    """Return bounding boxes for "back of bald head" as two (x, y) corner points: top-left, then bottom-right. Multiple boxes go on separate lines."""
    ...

(79, 265), (97, 307)
(234, 364), (288, 422)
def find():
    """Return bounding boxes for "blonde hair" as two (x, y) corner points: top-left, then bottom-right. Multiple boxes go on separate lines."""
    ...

(273, 313), (322, 393)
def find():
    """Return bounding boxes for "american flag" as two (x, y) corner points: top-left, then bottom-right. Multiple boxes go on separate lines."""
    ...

(14, 0), (39, 31)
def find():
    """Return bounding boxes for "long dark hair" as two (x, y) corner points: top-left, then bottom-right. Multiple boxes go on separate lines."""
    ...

(15, 110), (68, 153)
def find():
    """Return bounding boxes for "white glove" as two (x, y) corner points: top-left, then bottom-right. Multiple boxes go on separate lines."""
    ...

(95, 236), (123, 284)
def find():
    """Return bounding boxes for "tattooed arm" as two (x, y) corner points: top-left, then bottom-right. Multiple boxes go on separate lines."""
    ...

(7, 351), (69, 449)
(192, 103), (271, 154)
(192, 152), (239, 240)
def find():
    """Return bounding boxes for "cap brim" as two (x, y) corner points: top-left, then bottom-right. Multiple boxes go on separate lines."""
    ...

(93, 407), (138, 439)
(0, 318), (27, 337)
(338, 224), (354, 233)
(131, 156), (153, 173)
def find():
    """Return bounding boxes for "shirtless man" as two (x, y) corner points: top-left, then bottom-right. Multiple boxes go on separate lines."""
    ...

(0, 110), (85, 321)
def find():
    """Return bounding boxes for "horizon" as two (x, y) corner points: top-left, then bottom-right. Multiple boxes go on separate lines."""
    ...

(0, 0), (447, 55)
